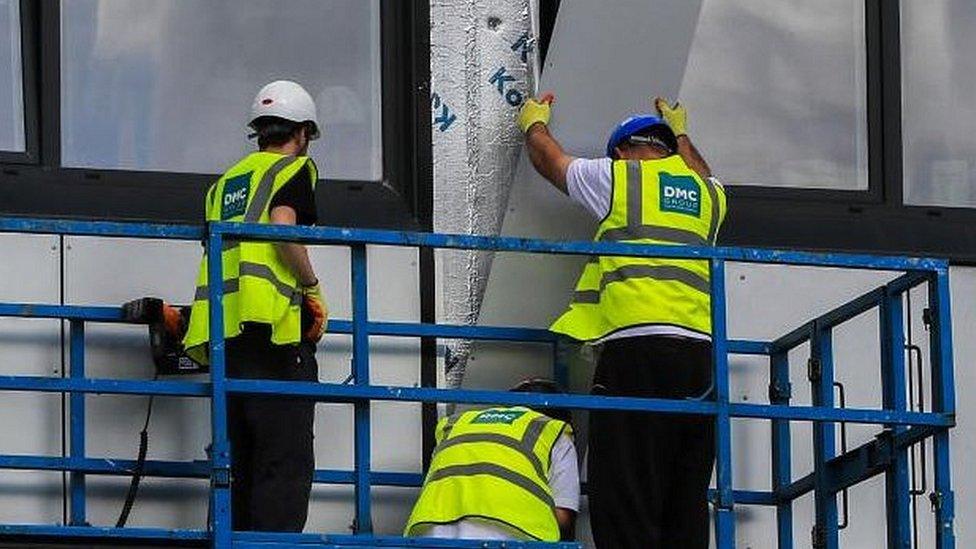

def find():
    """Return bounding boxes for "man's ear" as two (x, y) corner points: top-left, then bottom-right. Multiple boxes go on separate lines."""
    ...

(612, 146), (625, 160)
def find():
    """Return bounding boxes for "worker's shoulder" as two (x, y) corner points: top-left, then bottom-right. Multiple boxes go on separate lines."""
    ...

(567, 156), (612, 182)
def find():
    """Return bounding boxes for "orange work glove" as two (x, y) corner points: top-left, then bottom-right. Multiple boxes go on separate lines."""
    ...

(301, 281), (328, 343)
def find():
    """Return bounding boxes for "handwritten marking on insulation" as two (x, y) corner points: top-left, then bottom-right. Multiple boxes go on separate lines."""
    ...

(489, 66), (524, 107)
(511, 33), (533, 63)
(431, 93), (457, 132)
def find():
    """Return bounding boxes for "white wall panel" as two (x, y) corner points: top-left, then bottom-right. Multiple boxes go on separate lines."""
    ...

(57, 237), (424, 532)
(0, 234), (63, 524)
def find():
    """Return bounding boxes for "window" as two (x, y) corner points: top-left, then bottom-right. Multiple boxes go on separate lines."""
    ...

(679, 0), (868, 189)
(60, 0), (383, 181)
(0, 0), (428, 227)
(0, 0), (24, 152)
(901, 0), (976, 207)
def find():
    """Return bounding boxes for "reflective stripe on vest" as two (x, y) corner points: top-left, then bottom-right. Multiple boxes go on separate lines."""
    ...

(193, 262), (303, 306)
(404, 407), (571, 541)
(182, 152), (317, 363)
(549, 157), (727, 341)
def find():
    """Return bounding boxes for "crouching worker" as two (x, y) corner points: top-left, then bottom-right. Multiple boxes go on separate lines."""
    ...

(404, 379), (579, 542)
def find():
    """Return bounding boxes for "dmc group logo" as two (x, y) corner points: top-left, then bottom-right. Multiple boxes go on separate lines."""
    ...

(221, 172), (252, 220)
(659, 173), (701, 217)
(471, 409), (527, 425)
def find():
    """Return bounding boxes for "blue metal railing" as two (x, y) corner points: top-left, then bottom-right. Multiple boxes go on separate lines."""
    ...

(0, 217), (957, 549)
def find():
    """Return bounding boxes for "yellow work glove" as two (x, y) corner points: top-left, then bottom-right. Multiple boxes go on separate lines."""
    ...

(518, 93), (555, 134)
(301, 281), (328, 344)
(655, 97), (687, 137)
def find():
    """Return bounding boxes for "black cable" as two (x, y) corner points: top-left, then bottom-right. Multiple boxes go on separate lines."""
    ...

(116, 374), (158, 528)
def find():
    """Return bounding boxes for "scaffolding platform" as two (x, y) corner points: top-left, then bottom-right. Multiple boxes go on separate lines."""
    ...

(0, 217), (957, 548)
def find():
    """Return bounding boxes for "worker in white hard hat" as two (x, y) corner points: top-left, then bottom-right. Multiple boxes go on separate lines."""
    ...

(183, 80), (327, 532)
(517, 94), (727, 548)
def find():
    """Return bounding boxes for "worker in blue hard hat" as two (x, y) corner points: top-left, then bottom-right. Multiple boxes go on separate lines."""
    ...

(518, 93), (727, 548)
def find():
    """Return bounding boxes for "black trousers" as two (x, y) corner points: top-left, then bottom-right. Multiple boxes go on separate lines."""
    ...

(225, 325), (318, 532)
(588, 335), (715, 548)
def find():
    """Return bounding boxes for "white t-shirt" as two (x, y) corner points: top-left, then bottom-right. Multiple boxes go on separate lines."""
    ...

(419, 433), (579, 540)
(565, 157), (726, 343)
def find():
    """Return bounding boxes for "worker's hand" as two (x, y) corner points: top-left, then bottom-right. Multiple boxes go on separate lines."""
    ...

(654, 97), (687, 137)
(518, 93), (555, 134)
(301, 281), (328, 344)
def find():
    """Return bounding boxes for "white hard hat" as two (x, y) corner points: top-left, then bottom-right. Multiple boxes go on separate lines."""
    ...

(248, 80), (320, 140)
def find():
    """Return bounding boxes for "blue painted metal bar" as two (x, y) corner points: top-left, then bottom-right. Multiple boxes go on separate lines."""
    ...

(773, 287), (885, 353)
(776, 425), (943, 503)
(233, 531), (581, 548)
(928, 271), (956, 549)
(335, 319), (770, 355)
(0, 218), (958, 549)
(711, 259), (735, 548)
(728, 339), (773, 356)
(0, 454), (210, 478)
(223, 379), (950, 427)
(885, 270), (931, 297)
(206, 229), (233, 547)
(0, 303), (124, 322)
(763, 272), (930, 355)
(211, 222), (947, 272)
(331, 319), (557, 343)
(351, 244), (373, 534)
(0, 370), (947, 426)
(0, 372), (948, 426)
(880, 290), (911, 548)
(810, 325), (839, 549)
(0, 524), (209, 542)
(729, 490), (777, 506)
(0, 375), (211, 396)
(770, 351), (793, 549)
(0, 217), (203, 240)
(68, 321), (87, 526)
(0, 454), (427, 488)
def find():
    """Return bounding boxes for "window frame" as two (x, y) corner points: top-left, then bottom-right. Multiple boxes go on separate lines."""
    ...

(0, 0), (38, 163)
(536, 0), (976, 263)
(0, 0), (433, 231)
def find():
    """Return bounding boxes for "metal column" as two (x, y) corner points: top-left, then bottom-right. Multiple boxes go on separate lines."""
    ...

(351, 244), (373, 533)
(770, 351), (792, 549)
(810, 324), (838, 549)
(711, 259), (735, 547)
(880, 290), (910, 548)
(928, 270), (955, 549)
(207, 231), (232, 548)
(68, 320), (86, 526)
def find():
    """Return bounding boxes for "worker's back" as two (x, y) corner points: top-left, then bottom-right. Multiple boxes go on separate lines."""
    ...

(550, 154), (728, 342)
(404, 406), (573, 542)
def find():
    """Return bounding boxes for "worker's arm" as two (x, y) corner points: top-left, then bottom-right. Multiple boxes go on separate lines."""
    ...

(548, 434), (580, 541)
(555, 508), (577, 541)
(525, 124), (574, 193)
(655, 97), (712, 180)
(519, 94), (574, 193)
(676, 135), (712, 180)
(269, 205), (318, 287)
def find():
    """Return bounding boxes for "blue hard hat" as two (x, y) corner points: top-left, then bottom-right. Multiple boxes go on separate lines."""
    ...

(605, 114), (672, 158)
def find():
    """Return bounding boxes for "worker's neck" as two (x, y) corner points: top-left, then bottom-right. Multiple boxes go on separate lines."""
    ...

(261, 142), (304, 156)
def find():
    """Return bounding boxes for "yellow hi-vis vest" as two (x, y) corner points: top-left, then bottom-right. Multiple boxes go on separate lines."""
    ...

(183, 151), (318, 364)
(550, 156), (727, 341)
(404, 407), (572, 542)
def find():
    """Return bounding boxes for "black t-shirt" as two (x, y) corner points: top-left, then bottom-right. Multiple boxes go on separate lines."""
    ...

(269, 165), (318, 226)
(268, 164), (317, 334)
